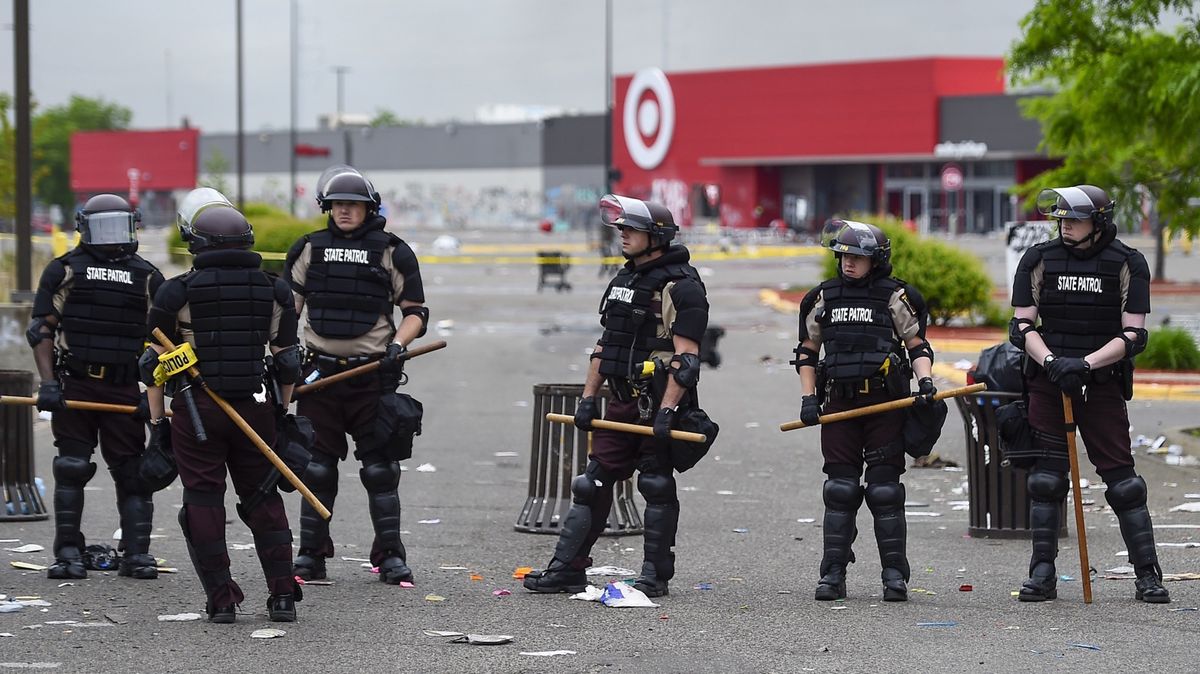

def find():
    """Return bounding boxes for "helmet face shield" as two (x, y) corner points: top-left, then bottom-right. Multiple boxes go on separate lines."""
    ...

(177, 188), (235, 231)
(827, 220), (881, 258)
(316, 165), (378, 209)
(1037, 187), (1095, 220)
(599, 193), (654, 231)
(81, 211), (136, 246)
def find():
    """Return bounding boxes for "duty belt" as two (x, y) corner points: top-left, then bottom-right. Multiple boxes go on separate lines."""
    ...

(306, 349), (381, 374)
(59, 353), (136, 384)
(825, 374), (890, 401)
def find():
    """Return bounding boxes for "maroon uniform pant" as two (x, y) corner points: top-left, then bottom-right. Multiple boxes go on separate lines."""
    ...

(820, 388), (907, 479)
(1026, 368), (1134, 475)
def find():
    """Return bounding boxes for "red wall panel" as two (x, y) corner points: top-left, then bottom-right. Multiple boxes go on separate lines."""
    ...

(71, 129), (199, 193)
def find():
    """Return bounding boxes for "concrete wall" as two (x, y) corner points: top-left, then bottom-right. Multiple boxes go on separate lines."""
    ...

(939, 94), (1045, 153)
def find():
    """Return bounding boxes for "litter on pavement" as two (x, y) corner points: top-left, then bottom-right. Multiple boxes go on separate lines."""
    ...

(250, 629), (286, 639)
(520, 650), (576, 657)
(585, 566), (636, 576)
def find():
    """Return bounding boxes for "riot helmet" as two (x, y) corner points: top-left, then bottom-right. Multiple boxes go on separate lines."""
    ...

(1036, 184), (1116, 255)
(177, 188), (254, 253)
(826, 220), (892, 284)
(315, 165), (381, 213)
(76, 194), (140, 260)
(599, 193), (678, 257)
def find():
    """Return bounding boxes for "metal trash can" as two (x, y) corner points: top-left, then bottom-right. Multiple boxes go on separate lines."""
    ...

(0, 370), (48, 521)
(515, 383), (642, 535)
(954, 392), (1065, 539)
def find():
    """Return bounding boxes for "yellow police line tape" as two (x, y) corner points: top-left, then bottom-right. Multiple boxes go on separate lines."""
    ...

(0, 231), (79, 257)
(169, 246), (824, 265)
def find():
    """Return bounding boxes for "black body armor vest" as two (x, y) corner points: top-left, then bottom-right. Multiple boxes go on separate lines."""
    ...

(817, 276), (903, 381)
(303, 229), (395, 340)
(1036, 241), (1128, 358)
(597, 257), (701, 381)
(59, 249), (154, 365)
(183, 250), (276, 399)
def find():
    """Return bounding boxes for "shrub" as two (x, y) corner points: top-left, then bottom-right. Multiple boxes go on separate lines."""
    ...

(168, 202), (323, 273)
(820, 215), (992, 324)
(1137, 327), (1200, 371)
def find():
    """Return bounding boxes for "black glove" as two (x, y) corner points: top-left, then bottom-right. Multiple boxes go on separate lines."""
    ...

(653, 407), (676, 443)
(36, 380), (66, 412)
(378, 342), (408, 377)
(1045, 356), (1090, 393)
(913, 377), (937, 408)
(573, 396), (598, 431)
(132, 391), (151, 422)
(147, 418), (172, 455)
(800, 394), (821, 426)
(137, 348), (160, 388)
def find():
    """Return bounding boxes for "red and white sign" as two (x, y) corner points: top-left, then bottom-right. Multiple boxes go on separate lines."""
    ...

(623, 68), (675, 170)
(127, 167), (141, 205)
(940, 163), (963, 192)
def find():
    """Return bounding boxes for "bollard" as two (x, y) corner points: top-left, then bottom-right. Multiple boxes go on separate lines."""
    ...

(0, 370), (49, 521)
(515, 384), (642, 535)
(954, 392), (1065, 538)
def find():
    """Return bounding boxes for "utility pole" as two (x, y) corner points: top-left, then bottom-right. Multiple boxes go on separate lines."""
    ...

(235, 0), (245, 210)
(289, 0), (298, 215)
(332, 66), (351, 164)
(14, 0), (32, 301)
(603, 0), (613, 195)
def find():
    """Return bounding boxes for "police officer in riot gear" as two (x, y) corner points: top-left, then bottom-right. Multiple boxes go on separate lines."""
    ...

(1010, 185), (1168, 603)
(142, 189), (304, 622)
(524, 194), (712, 598)
(284, 165), (428, 585)
(27, 194), (165, 581)
(793, 221), (940, 602)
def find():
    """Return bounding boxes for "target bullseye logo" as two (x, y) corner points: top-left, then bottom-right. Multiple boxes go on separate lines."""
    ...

(623, 68), (675, 170)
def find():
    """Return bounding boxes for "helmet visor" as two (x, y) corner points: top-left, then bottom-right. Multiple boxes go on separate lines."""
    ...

(599, 194), (653, 230)
(82, 211), (136, 245)
(178, 188), (234, 230)
(1037, 187), (1094, 220)
(828, 221), (879, 257)
(316, 165), (375, 202)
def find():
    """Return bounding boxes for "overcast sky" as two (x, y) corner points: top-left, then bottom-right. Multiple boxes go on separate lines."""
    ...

(0, 0), (1042, 133)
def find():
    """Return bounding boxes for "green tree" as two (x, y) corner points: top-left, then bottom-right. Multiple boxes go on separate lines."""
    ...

(199, 148), (231, 195)
(0, 93), (17, 221)
(32, 95), (132, 214)
(369, 108), (420, 127)
(1008, 1), (1200, 278)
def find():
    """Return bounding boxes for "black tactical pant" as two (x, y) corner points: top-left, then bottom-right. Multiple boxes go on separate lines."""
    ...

(49, 374), (146, 557)
(820, 387), (907, 478)
(171, 394), (293, 607)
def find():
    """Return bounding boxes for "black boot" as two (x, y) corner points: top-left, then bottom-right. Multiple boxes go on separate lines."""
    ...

(48, 456), (95, 580)
(117, 492), (158, 580)
(815, 478), (862, 601)
(1019, 470), (1066, 602)
(1107, 475), (1170, 604)
(378, 549), (413, 585)
(525, 466), (610, 594)
(208, 604), (237, 624)
(267, 593), (297, 622)
(866, 482), (910, 602)
(634, 473), (678, 598)
(361, 462), (414, 585)
(294, 456), (337, 580)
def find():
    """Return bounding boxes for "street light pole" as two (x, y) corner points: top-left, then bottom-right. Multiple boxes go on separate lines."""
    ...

(603, 0), (612, 196)
(13, 0), (31, 300)
(289, 0), (298, 216)
(235, 0), (245, 210)
(332, 65), (351, 164)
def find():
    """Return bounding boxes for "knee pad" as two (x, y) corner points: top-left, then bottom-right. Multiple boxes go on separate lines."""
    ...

(1104, 475), (1148, 512)
(1027, 470), (1068, 502)
(570, 473), (600, 505)
(52, 455), (97, 488)
(636, 472), (677, 504)
(822, 477), (864, 512)
(360, 461), (401, 494)
(303, 456), (338, 492)
(865, 481), (905, 514)
(864, 464), (903, 485)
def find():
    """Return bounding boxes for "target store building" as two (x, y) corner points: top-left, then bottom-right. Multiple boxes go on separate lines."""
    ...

(613, 56), (1053, 233)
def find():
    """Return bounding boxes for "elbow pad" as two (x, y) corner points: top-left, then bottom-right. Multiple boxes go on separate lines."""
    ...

(25, 316), (53, 348)
(273, 345), (303, 385)
(1009, 317), (1036, 350)
(670, 353), (702, 389)
(790, 344), (819, 373)
(907, 340), (934, 364)
(401, 305), (430, 338)
(1121, 327), (1148, 358)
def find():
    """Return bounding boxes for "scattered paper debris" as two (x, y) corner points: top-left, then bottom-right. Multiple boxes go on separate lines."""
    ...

(512, 567), (533, 579)
(693, 583), (714, 591)
(399, 581), (415, 588)
(732, 528), (749, 534)
(157, 613), (202, 622)
(425, 594), (446, 602)
(5, 544), (44, 553)
(418, 519), (441, 525)
(959, 584), (973, 592)
(1170, 502), (1200, 513)
(796, 518), (816, 523)
(440, 566), (469, 571)
(570, 586), (604, 602)
(905, 512), (943, 517)
(492, 589), (511, 597)
(251, 628), (286, 639)
(0, 604), (23, 614)
(424, 630), (465, 637)
(586, 566), (636, 576)
(231, 543), (255, 551)
(716, 490), (735, 496)
(416, 463), (437, 473)
(453, 634), (514, 645)
(493, 452), (519, 458)
(342, 557), (370, 562)
(1067, 643), (1101, 652)
(917, 621), (958, 628)
(520, 650), (576, 657)
(599, 582), (659, 608)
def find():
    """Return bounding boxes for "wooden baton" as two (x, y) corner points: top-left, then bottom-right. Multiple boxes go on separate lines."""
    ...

(546, 413), (708, 444)
(1062, 392), (1093, 604)
(0, 395), (173, 417)
(293, 340), (448, 397)
(151, 328), (331, 520)
(779, 383), (988, 432)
